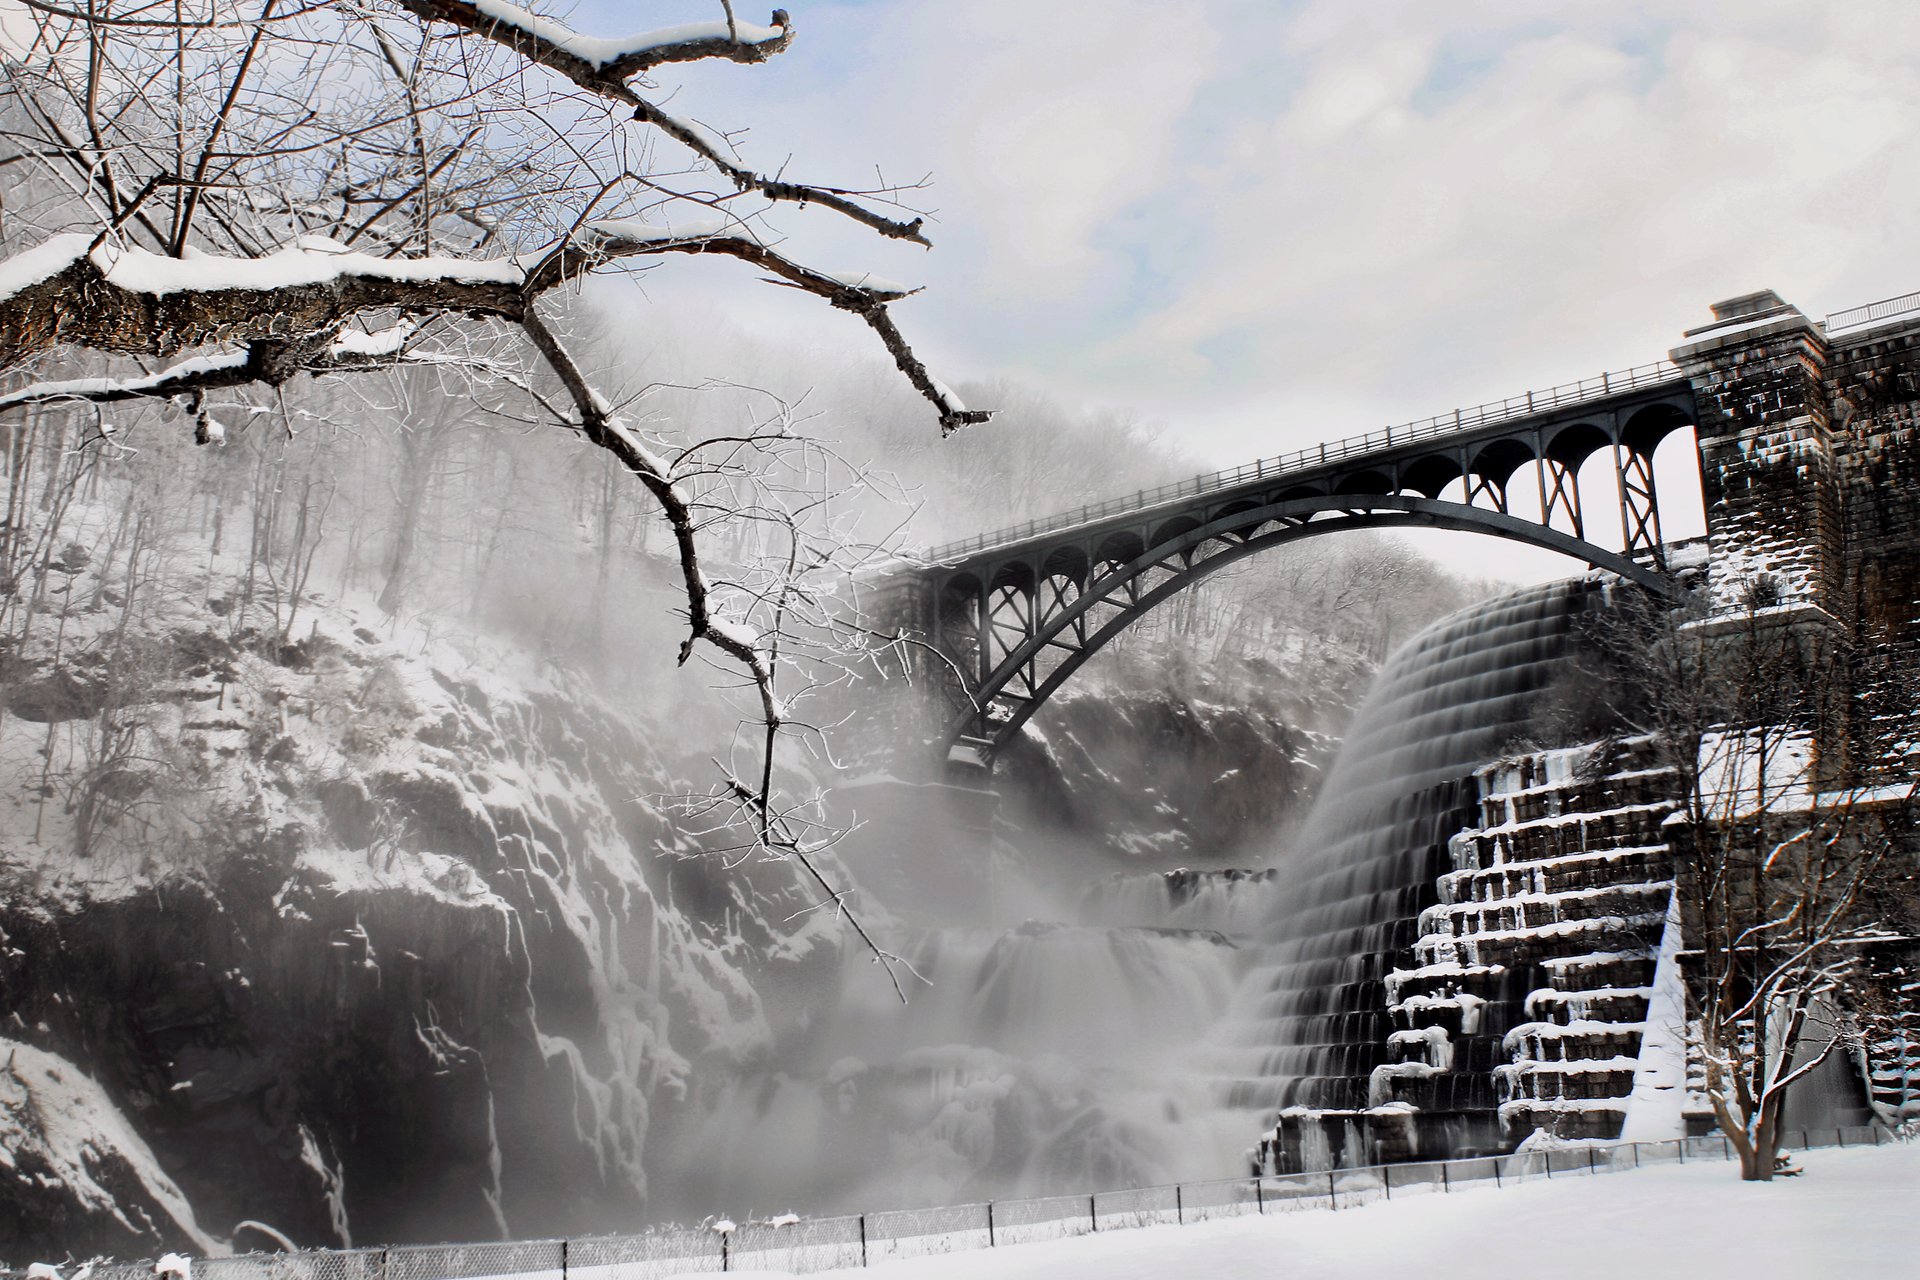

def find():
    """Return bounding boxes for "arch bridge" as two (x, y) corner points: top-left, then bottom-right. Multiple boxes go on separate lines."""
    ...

(899, 364), (1701, 764)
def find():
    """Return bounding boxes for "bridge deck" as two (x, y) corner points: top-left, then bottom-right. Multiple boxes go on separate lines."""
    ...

(921, 361), (1689, 568)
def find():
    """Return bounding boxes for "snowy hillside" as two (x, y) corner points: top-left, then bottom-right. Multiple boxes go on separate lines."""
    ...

(0, 565), (844, 1253)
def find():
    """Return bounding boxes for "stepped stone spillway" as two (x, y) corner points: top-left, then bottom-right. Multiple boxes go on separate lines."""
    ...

(1256, 731), (1690, 1170)
(1421, 739), (1683, 1146)
(1230, 581), (1597, 1169)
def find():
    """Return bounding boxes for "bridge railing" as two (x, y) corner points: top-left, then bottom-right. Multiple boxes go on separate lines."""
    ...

(35, 1127), (1902, 1280)
(1826, 290), (1920, 335)
(918, 360), (1682, 565)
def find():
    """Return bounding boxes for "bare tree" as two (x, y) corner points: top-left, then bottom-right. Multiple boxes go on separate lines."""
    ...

(0, 0), (986, 984)
(1587, 582), (1915, 1179)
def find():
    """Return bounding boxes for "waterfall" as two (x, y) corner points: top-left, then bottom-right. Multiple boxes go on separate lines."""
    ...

(1214, 581), (1591, 1121)
(653, 580), (1593, 1214)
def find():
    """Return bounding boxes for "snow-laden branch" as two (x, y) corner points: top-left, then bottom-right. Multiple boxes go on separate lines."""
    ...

(396, 0), (792, 82)
(0, 351), (252, 414)
(391, 0), (931, 246)
(0, 226), (986, 429)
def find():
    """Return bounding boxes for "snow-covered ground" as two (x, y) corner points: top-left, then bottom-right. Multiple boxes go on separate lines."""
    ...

(710, 1142), (1918, 1280)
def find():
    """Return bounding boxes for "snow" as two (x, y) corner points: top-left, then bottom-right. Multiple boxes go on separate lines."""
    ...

(93, 237), (528, 294)
(818, 269), (918, 297)
(0, 233), (95, 301)
(929, 378), (968, 414)
(585, 217), (734, 245)
(0, 233), (533, 306)
(330, 321), (419, 359)
(697, 1143), (1920, 1280)
(1386, 1026), (1453, 1069)
(0, 1038), (221, 1254)
(1621, 890), (1690, 1141)
(0, 351), (250, 413)
(466, 0), (784, 70)
(709, 616), (760, 650)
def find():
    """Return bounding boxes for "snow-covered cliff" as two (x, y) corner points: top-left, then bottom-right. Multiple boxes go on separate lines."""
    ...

(0, 586), (841, 1254)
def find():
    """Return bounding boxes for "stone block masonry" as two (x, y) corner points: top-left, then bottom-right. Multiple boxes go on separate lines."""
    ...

(1671, 291), (1844, 617)
(1383, 738), (1686, 1148)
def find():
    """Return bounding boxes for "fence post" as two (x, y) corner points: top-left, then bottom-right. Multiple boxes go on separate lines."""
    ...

(860, 1214), (867, 1268)
(721, 1232), (730, 1273)
(1632, 1143), (1639, 1169)
(1327, 1171), (1338, 1210)
(1254, 1177), (1264, 1214)
(561, 1238), (569, 1280)
(1837, 1127), (1845, 1149)
(1441, 1162), (1450, 1193)
(380, 1248), (389, 1280)
(987, 1202), (995, 1247)
(1090, 1194), (1098, 1232)
(1588, 1148), (1597, 1176)
(1493, 1159), (1501, 1189)
(1175, 1184), (1184, 1226)
(1382, 1165), (1391, 1200)
(1677, 1138), (1685, 1164)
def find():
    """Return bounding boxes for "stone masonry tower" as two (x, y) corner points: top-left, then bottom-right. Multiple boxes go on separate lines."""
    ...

(1670, 290), (1845, 617)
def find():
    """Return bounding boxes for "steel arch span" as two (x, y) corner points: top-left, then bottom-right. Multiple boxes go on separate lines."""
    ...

(927, 495), (1683, 764)
(894, 368), (1701, 766)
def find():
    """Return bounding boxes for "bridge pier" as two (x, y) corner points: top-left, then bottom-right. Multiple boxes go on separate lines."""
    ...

(1672, 290), (1844, 618)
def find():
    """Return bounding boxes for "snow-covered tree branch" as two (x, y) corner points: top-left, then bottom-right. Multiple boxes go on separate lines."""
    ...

(1584, 583), (1916, 1179)
(0, 0), (984, 992)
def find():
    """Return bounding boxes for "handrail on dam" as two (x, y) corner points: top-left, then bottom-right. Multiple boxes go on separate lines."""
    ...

(919, 359), (1684, 565)
(31, 1127), (1900, 1280)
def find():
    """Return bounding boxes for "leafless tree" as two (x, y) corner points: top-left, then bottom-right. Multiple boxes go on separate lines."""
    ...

(0, 0), (987, 987)
(1587, 581), (1915, 1179)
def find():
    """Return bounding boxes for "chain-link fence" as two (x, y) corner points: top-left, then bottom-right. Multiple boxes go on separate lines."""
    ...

(20, 1125), (1899, 1280)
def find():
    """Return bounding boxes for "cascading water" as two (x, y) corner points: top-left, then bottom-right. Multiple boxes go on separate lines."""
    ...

(648, 910), (1267, 1219)
(651, 579), (1595, 1216)
(1222, 579), (1595, 1163)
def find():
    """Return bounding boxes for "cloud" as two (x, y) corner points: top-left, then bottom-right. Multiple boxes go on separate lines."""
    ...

(1089, 1), (1920, 454)
(579, 0), (1920, 477)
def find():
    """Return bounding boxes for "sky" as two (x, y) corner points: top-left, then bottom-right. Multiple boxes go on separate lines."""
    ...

(583, 2), (1920, 574)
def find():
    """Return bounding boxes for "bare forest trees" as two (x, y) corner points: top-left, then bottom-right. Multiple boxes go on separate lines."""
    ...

(1587, 583), (1917, 1179)
(0, 1), (986, 985)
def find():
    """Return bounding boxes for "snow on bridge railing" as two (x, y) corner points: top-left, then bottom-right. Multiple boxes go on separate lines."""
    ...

(917, 360), (1684, 566)
(1826, 289), (1920, 335)
(29, 1127), (1900, 1280)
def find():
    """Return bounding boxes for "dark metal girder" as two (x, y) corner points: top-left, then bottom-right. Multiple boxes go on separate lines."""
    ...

(926, 383), (1697, 584)
(945, 494), (1683, 757)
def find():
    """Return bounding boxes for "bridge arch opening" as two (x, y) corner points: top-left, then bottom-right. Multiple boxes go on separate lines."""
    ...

(1400, 454), (1463, 500)
(937, 495), (1682, 760)
(1334, 468), (1395, 497)
(1650, 422), (1707, 543)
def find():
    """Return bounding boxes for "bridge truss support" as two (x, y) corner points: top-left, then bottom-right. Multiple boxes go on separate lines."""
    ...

(929, 496), (1684, 763)
(895, 361), (1700, 768)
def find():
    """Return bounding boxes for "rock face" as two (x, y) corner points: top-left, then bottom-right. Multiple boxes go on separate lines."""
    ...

(0, 1037), (219, 1257)
(996, 688), (1329, 864)
(0, 608), (838, 1253)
